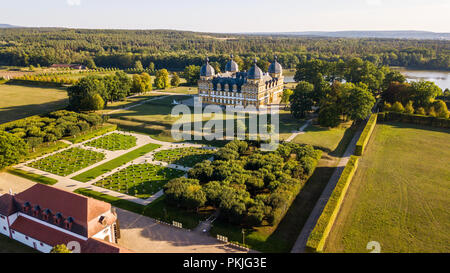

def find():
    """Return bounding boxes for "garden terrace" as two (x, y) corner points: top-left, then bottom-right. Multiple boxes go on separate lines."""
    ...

(85, 133), (137, 151)
(94, 163), (185, 199)
(153, 147), (215, 167)
(27, 147), (105, 176)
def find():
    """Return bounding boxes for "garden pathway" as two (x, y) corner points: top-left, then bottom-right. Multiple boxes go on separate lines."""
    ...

(285, 119), (313, 142)
(290, 119), (366, 253)
(13, 131), (212, 206)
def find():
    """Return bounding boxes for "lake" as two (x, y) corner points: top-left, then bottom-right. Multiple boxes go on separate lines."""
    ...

(284, 68), (450, 91)
(392, 68), (450, 91)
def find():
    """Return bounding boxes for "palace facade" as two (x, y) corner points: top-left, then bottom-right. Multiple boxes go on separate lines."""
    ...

(198, 55), (284, 108)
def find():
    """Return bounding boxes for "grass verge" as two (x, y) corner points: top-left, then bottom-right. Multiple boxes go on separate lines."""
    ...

(7, 168), (58, 185)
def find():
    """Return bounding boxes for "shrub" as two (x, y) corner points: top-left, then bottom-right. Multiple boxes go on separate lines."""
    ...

(306, 156), (359, 253)
(404, 101), (415, 114)
(416, 107), (426, 115)
(391, 101), (405, 113)
(355, 114), (377, 156)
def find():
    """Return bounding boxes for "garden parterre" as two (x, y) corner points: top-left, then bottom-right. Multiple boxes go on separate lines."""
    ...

(27, 147), (105, 176)
(94, 163), (185, 199)
(153, 147), (215, 167)
(85, 133), (137, 151)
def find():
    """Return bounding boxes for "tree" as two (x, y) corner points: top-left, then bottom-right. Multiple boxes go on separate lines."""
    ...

(416, 107), (426, 115)
(154, 69), (170, 89)
(183, 65), (201, 86)
(289, 82), (314, 119)
(391, 101), (405, 113)
(50, 244), (71, 253)
(148, 62), (155, 73)
(382, 82), (412, 105)
(0, 132), (28, 169)
(432, 100), (449, 119)
(134, 60), (144, 70)
(171, 72), (180, 87)
(383, 70), (406, 90)
(67, 76), (107, 111)
(342, 83), (375, 121)
(88, 93), (105, 111)
(210, 61), (221, 74)
(404, 101), (415, 114)
(281, 89), (293, 105)
(410, 81), (441, 108)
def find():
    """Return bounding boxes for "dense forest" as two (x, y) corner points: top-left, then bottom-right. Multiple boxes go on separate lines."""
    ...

(0, 28), (449, 71)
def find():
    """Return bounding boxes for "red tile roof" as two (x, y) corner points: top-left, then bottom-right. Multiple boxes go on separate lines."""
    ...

(14, 184), (113, 237)
(10, 216), (130, 253)
(0, 194), (18, 216)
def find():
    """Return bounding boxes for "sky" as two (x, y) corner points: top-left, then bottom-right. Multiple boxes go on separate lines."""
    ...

(1, 0), (450, 33)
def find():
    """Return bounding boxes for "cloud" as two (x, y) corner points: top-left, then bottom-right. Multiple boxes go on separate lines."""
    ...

(366, 0), (382, 6)
(67, 0), (81, 6)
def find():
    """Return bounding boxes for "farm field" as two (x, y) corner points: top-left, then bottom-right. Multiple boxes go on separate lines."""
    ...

(325, 122), (450, 253)
(27, 147), (105, 176)
(94, 163), (185, 199)
(0, 84), (68, 124)
(153, 147), (215, 167)
(85, 133), (137, 151)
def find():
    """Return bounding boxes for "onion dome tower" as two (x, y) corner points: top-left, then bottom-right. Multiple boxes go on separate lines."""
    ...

(247, 58), (263, 82)
(268, 55), (283, 78)
(200, 57), (215, 79)
(225, 54), (239, 73)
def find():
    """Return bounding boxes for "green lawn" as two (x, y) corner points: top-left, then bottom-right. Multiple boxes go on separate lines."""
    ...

(293, 122), (354, 155)
(85, 133), (137, 151)
(325, 122), (450, 253)
(27, 147), (105, 176)
(66, 123), (117, 143)
(94, 163), (185, 199)
(153, 147), (215, 167)
(74, 188), (208, 229)
(0, 84), (68, 124)
(7, 168), (58, 185)
(157, 86), (198, 94)
(72, 143), (161, 182)
(21, 141), (70, 162)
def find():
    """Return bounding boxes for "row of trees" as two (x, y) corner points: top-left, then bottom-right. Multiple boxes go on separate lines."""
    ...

(164, 140), (321, 227)
(384, 100), (449, 119)
(0, 110), (106, 169)
(0, 28), (448, 70)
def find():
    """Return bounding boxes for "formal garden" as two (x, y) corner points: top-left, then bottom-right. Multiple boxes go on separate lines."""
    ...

(27, 147), (105, 176)
(153, 147), (215, 167)
(93, 163), (186, 199)
(85, 133), (137, 151)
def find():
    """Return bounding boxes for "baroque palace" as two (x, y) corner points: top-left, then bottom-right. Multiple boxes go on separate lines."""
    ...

(198, 55), (284, 108)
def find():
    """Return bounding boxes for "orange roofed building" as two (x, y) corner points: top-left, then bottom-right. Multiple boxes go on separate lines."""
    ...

(0, 184), (131, 253)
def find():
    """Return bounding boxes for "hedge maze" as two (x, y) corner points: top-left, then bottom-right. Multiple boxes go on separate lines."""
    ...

(153, 147), (215, 167)
(85, 133), (137, 151)
(27, 147), (105, 176)
(94, 163), (185, 199)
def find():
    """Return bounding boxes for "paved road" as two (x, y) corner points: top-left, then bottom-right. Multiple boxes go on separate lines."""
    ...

(290, 121), (365, 253)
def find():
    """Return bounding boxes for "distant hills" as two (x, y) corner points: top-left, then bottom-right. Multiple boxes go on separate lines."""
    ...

(246, 31), (450, 40)
(0, 24), (22, 28)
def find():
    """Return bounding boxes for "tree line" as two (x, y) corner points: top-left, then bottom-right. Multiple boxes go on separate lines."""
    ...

(0, 28), (448, 71)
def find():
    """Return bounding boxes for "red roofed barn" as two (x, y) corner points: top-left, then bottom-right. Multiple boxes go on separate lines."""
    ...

(0, 184), (130, 253)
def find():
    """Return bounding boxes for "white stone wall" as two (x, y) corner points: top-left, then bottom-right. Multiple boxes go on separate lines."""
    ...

(10, 230), (53, 253)
(0, 214), (10, 237)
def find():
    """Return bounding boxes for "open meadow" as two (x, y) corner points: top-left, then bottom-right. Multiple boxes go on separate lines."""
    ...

(324, 122), (450, 253)
(0, 84), (68, 124)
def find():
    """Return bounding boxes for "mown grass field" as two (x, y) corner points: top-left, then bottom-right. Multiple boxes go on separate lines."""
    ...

(325, 122), (450, 253)
(0, 84), (68, 124)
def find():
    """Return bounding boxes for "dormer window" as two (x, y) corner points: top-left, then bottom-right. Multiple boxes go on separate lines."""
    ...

(42, 208), (52, 221)
(23, 202), (31, 213)
(65, 216), (74, 230)
(54, 212), (63, 225)
(32, 205), (41, 217)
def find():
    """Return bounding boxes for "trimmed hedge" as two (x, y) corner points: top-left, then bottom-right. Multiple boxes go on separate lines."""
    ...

(67, 123), (117, 144)
(355, 114), (377, 156)
(7, 168), (58, 185)
(306, 156), (359, 253)
(378, 111), (450, 129)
